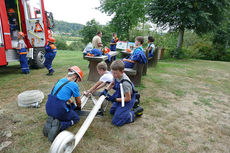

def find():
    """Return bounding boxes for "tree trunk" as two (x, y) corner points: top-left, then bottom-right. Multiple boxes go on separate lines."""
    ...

(176, 27), (185, 50)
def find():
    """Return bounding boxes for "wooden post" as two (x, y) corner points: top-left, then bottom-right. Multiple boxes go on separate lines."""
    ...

(148, 47), (158, 68)
(152, 48), (159, 67)
(87, 61), (100, 82)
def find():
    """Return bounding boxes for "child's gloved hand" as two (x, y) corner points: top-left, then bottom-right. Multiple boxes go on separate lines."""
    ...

(100, 89), (108, 96)
(106, 94), (116, 102)
(74, 106), (81, 111)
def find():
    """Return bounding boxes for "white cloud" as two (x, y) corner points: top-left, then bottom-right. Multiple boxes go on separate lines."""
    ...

(43, 0), (112, 25)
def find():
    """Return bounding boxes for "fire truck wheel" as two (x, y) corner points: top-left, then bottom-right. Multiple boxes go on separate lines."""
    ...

(30, 48), (45, 69)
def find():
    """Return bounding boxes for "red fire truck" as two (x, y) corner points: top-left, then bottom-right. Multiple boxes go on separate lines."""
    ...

(0, 0), (54, 68)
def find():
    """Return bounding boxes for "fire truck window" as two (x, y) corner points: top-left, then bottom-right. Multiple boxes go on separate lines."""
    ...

(25, 0), (42, 19)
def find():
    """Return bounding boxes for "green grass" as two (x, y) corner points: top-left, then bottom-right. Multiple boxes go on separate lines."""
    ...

(1, 51), (230, 153)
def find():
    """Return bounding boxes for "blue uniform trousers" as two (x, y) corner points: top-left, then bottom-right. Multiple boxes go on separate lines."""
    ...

(110, 97), (135, 126)
(19, 54), (30, 73)
(46, 94), (80, 131)
(109, 80), (136, 126)
(44, 52), (56, 73)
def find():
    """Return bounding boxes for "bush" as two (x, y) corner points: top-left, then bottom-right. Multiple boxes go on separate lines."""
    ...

(55, 37), (68, 50)
(68, 41), (85, 51)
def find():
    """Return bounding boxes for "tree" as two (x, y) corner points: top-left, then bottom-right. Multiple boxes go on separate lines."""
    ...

(99, 0), (148, 40)
(79, 19), (113, 47)
(79, 19), (101, 44)
(213, 6), (230, 50)
(147, 0), (230, 51)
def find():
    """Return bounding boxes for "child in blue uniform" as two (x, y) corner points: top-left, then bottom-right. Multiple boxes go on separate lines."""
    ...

(43, 66), (84, 142)
(44, 37), (57, 75)
(146, 36), (155, 58)
(101, 60), (143, 126)
(110, 33), (119, 60)
(110, 33), (119, 51)
(8, 9), (18, 37)
(123, 36), (147, 68)
(16, 32), (29, 74)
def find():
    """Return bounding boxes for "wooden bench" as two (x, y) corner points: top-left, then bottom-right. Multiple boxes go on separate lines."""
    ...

(121, 50), (148, 76)
(142, 50), (149, 76)
(148, 47), (159, 68)
(124, 62), (144, 86)
(83, 51), (118, 82)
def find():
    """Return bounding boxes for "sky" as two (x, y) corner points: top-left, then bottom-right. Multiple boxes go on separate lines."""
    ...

(43, 0), (112, 25)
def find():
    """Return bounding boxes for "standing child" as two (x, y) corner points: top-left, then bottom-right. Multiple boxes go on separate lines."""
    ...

(110, 33), (119, 51)
(146, 36), (155, 58)
(110, 33), (119, 60)
(101, 60), (144, 126)
(122, 36), (147, 68)
(16, 32), (29, 74)
(44, 37), (57, 75)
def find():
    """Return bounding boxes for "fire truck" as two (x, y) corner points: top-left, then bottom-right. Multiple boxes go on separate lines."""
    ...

(0, 0), (54, 68)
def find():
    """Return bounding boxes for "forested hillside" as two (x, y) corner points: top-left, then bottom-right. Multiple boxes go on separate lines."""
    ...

(53, 20), (84, 36)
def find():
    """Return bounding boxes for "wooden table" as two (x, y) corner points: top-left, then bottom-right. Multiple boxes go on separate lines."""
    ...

(84, 51), (118, 82)
(120, 50), (132, 58)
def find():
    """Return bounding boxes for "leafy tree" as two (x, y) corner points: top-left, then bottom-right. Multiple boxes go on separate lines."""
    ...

(147, 0), (230, 52)
(80, 19), (113, 47)
(101, 25), (113, 47)
(99, 0), (148, 40)
(79, 19), (101, 44)
(213, 6), (230, 50)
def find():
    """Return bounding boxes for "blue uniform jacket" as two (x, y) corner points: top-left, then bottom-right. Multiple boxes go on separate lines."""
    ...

(124, 47), (147, 68)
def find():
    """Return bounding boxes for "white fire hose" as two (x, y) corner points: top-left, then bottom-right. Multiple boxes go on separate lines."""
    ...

(49, 85), (125, 153)
(49, 95), (106, 153)
(120, 83), (125, 107)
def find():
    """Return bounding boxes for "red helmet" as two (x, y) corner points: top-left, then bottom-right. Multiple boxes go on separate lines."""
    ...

(48, 37), (55, 43)
(8, 8), (15, 13)
(18, 32), (25, 38)
(68, 66), (83, 81)
(105, 48), (110, 53)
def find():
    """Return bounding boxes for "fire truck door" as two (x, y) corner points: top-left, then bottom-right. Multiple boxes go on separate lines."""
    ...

(0, 17), (7, 66)
(22, 0), (45, 47)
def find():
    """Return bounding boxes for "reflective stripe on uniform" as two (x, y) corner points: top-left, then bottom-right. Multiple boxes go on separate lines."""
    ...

(130, 112), (133, 122)
(22, 67), (29, 69)
(19, 52), (27, 55)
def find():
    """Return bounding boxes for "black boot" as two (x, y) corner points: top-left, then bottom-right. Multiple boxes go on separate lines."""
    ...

(133, 106), (144, 117)
(133, 93), (140, 109)
(48, 119), (61, 142)
(43, 116), (54, 137)
(46, 71), (54, 76)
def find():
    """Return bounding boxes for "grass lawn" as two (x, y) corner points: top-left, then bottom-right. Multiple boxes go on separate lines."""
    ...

(0, 50), (230, 153)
